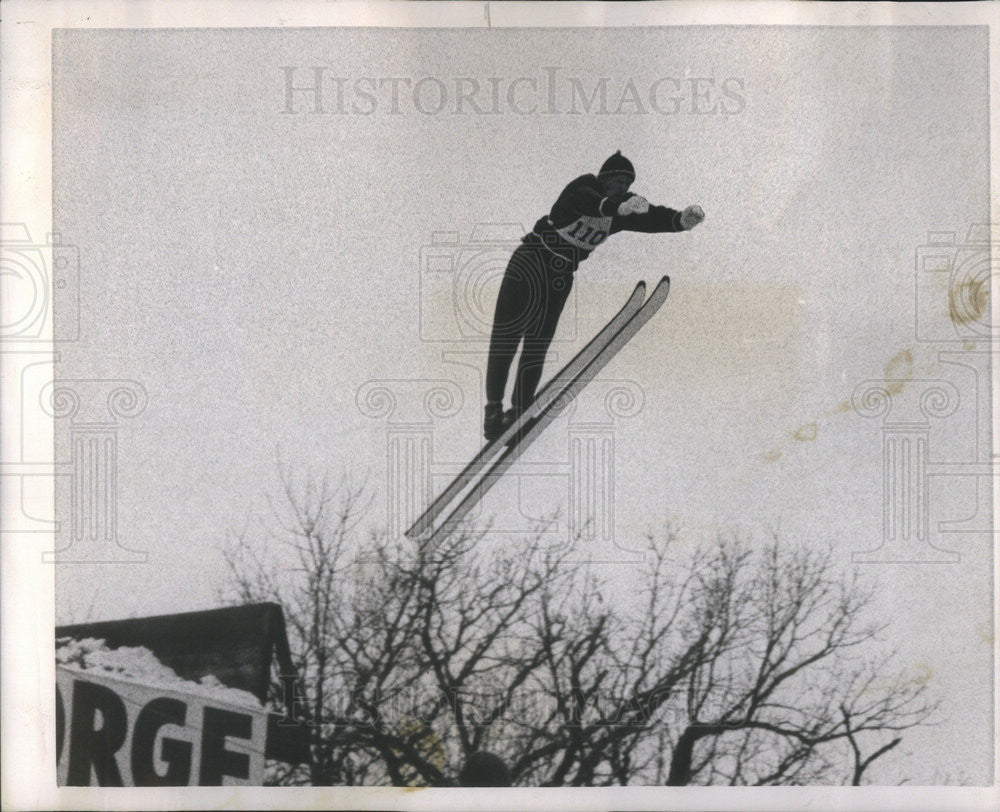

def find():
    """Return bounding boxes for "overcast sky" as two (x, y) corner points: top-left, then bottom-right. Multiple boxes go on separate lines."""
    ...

(51, 25), (991, 783)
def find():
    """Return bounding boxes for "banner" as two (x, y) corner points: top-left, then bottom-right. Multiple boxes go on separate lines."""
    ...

(56, 666), (267, 786)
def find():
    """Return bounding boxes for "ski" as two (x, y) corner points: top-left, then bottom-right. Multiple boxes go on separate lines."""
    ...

(405, 280), (648, 540)
(419, 275), (671, 550)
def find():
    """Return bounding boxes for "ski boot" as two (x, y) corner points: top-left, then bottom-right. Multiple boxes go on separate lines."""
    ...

(483, 402), (506, 441)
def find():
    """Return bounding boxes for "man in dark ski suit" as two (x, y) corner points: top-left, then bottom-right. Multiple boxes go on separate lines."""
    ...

(483, 150), (705, 440)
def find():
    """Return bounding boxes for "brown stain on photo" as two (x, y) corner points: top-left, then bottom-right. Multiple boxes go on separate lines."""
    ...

(949, 275), (990, 327)
(829, 348), (915, 415)
(883, 348), (914, 396)
(393, 719), (447, 773)
(862, 662), (934, 696)
(764, 346), (927, 464)
(976, 621), (994, 647)
(794, 422), (818, 442)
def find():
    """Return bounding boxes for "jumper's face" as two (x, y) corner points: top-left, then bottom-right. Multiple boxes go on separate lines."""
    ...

(600, 173), (633, 197)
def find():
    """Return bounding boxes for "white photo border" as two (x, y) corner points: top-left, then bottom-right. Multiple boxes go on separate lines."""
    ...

(2, 1), (997, 810)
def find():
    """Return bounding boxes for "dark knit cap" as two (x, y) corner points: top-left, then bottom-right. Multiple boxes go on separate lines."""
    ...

(598, 150), (635, 180)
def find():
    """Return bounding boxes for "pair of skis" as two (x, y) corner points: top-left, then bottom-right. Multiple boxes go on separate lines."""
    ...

(405, 275), (671, 548)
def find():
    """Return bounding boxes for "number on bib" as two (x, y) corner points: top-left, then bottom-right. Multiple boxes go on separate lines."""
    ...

(566, 220), (608, 247)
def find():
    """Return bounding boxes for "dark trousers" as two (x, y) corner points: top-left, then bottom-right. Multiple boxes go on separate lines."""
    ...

(485, 242), (574, 414)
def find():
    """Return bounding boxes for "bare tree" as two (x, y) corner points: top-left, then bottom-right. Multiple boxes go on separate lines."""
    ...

(220, 468), (936, 786)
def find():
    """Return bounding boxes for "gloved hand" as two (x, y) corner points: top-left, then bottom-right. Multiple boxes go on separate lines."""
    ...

(617, 195), (650, 216)
(680, 205), (705, 230)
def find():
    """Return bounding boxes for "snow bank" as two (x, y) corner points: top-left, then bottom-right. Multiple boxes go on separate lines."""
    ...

(56, 636), (263, 708)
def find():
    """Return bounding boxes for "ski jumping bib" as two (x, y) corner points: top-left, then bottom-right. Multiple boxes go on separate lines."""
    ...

(554, 215), (613, 250)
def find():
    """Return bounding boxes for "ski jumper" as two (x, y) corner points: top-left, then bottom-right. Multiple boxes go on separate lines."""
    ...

(485, 173), (686, 414)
